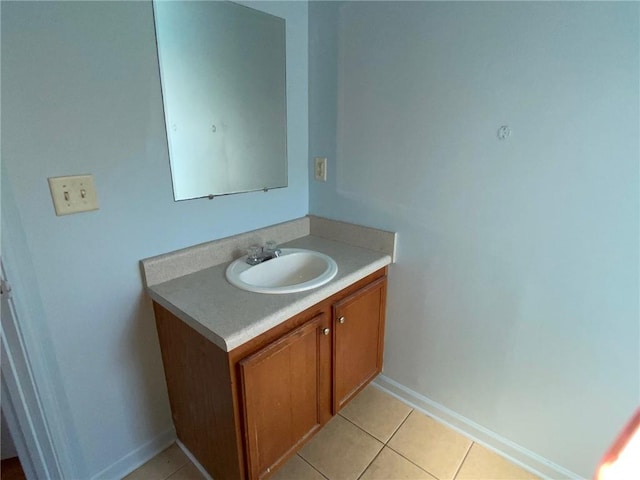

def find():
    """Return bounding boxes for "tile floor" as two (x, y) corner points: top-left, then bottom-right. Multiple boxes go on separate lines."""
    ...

(124, 385), (540, 480)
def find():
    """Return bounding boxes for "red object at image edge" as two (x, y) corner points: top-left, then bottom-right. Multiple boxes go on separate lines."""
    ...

(595, 407), (640, 480)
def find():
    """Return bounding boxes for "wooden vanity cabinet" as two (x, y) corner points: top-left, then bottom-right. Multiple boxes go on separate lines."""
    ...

(332, 276), (386, 413)
(238, 313), (327, 479)
(153, 267), (387, 480)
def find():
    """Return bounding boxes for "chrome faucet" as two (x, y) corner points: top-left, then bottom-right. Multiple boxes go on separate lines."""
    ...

(246, 241), (281, 265)
(264, 240), (282, 258)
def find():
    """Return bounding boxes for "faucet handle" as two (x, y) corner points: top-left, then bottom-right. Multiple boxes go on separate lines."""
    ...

(246, 244), (262, 265)
(264, 240), (281, 257)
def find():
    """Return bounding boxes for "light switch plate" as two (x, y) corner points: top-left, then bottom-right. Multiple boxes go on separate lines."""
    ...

(314, 157), (327, 182)
(48, 174), (99, 216)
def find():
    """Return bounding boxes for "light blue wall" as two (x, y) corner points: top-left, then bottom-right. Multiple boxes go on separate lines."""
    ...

(309, 1), (639, 477)
(3, 1), (637, 477)
(1, 0), (308, 477)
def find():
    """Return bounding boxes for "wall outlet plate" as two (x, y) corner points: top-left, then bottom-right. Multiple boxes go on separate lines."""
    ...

(48, 174), (99, 216)
(314, 157), (327, 182)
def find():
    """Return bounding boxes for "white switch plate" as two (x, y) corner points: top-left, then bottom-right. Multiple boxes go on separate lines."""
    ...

(48, 174), (99, 216)
(314, 157), (327, 182)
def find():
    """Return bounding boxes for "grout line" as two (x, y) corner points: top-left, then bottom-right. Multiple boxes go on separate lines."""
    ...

(384, 444), (441, 480)
(386, 409), (415, 446)
(384, 410), (463, 480)
(296, 454), (330, 480)
(348, 408), (440, 480)
(165, 463), (190, 480)
(327, 415), (387, 480)
(337, 413), (387, 445)
(354, 447), (385, 480)
(385, 407), (414, 445)
(338, 402), (414, 446)
(452, 441), (474, 480)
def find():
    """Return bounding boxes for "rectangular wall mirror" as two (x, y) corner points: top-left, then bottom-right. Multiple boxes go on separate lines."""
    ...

(153, 0), (287, 201)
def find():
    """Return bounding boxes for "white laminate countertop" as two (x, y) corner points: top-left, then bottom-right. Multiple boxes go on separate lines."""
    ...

(147, 235), (392, 352)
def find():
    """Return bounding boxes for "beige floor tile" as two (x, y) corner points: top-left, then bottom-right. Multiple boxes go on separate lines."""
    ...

(455, 444), (540, 480)
(387, 411), (472, 480)
(339, 385), (413, 442)
(360, 447), (437, 480)
(124, 444), (189, 480)
(166, 462), (205, 480)
(299, 415), (384, 480)
(271, 455), (327, 480)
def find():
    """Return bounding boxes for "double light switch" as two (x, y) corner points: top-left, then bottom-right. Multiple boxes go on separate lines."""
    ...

(48, 174), (99, 216)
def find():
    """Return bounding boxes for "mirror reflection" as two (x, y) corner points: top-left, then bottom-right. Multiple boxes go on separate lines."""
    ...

(153, 0), (287, 200)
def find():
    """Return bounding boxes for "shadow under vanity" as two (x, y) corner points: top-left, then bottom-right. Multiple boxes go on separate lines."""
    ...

(140, 216), (397, 479)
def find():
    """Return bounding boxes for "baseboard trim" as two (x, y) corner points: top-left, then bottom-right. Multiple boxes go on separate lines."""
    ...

(175, 440), (213, 480)
(91, 426), (176, 480)
(373, 375), (584, 480)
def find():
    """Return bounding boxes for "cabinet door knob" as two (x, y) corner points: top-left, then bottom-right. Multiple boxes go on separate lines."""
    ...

(322, 327), (331, 336)
(338, 316), (346, 324)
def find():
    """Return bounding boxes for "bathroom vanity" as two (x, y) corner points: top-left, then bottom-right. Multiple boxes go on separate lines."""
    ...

(141, 216), (396, 480)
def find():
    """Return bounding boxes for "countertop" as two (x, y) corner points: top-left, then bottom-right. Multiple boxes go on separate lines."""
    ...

(147, 235), (392, 352)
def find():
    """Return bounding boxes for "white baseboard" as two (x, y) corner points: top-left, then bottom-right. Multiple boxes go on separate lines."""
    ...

(91, 426), (176, 480)
(175, 439), (214, 480)
(373, 375), (584, 480)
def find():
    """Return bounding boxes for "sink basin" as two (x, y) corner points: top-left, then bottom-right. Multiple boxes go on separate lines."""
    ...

(226, 248), (338, 294)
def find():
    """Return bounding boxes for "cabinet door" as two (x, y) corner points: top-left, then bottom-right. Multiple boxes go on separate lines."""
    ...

(333, 277), (386, 412)
(239, 314), (326, 480)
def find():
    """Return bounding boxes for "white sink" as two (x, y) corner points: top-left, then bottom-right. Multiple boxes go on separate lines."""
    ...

(226, 248), (338, 294)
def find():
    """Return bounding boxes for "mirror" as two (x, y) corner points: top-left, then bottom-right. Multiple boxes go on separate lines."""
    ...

(153, 0), (287, 200)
